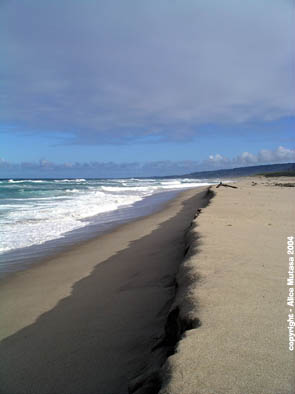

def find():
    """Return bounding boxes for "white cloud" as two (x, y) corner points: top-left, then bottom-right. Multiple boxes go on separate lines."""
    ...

(251, 146), (295, 164)
(205, 146), (295, 169)
(0, 146), (294, 177)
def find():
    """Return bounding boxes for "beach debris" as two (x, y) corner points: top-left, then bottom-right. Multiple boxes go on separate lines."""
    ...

(264, 182), (295, 187)
(216, 182), (238, 189)
(194, 208), (202, 219)
(274, 182), (295, 187)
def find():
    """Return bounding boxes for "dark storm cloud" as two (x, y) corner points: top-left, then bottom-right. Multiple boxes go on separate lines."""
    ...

(1, 0), (294, 143)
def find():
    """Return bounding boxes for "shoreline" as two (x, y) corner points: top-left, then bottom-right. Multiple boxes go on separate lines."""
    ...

(0, 187), (212, 394)
(0, 188), (189, 278)
(1, 177), (293, 394)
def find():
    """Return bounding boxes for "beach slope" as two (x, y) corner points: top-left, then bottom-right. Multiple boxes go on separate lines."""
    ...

(0, 188), (211, 394)
(160, 177), (294, 394)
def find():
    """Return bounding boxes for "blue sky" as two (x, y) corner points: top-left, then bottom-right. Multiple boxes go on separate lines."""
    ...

(0, 0), (294, 177)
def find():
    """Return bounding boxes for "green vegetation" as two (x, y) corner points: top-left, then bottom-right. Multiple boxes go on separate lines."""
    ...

(158, 163), (295, 180)
(256, 170), (295, 177)
(181, 163), (295, 179)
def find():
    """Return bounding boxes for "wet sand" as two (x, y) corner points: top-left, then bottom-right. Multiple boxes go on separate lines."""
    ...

(0, 188), (211, 394)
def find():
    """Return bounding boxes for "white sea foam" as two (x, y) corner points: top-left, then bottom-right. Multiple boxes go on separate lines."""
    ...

(0, 189), (142, 252)
(8, 179), (46, 183)
(101, 186), (154, 193)
(54, 178), (86, 183)
(0, 177), (216, 254)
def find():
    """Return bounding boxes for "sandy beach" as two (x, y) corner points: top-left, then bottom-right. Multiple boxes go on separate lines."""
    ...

(0, 188), (211, 394)
(159, 177), (294, 394)
(0, 177), (294, 394)
(1, 0), (293, 392)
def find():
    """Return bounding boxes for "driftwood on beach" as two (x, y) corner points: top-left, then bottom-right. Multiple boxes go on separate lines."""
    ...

(216, 182), (238, 189)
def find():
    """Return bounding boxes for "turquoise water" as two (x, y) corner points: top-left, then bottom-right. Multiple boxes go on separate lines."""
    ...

(0, 177), (214, 269)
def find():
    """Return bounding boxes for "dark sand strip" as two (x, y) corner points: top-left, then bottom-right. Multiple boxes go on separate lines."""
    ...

(0, 188), (210, 394)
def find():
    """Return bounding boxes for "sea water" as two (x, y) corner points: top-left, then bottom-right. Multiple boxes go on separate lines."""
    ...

(0, 177), (215, 274)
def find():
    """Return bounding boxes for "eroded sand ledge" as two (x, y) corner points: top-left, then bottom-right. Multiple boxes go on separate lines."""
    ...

(159, 177), (294, 394)
(0, 188), (212, 394)
(0, 178), (294, 394)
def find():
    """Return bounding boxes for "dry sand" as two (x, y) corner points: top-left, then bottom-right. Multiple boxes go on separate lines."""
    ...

(0, 188), (211, 394)
(1, 177), (294, 394)
(159, 177), (295, 394)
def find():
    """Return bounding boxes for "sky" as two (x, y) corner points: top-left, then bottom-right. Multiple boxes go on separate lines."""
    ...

(0, 0), (294, 178)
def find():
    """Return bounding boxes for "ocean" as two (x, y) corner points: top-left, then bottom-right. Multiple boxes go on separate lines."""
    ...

(0, 177), (215, 275)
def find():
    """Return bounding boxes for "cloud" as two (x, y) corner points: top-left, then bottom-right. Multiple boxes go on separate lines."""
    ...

(1, 146), (294, 177)
(0, 0), (294, 143)
(204, 146), (295, 169)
